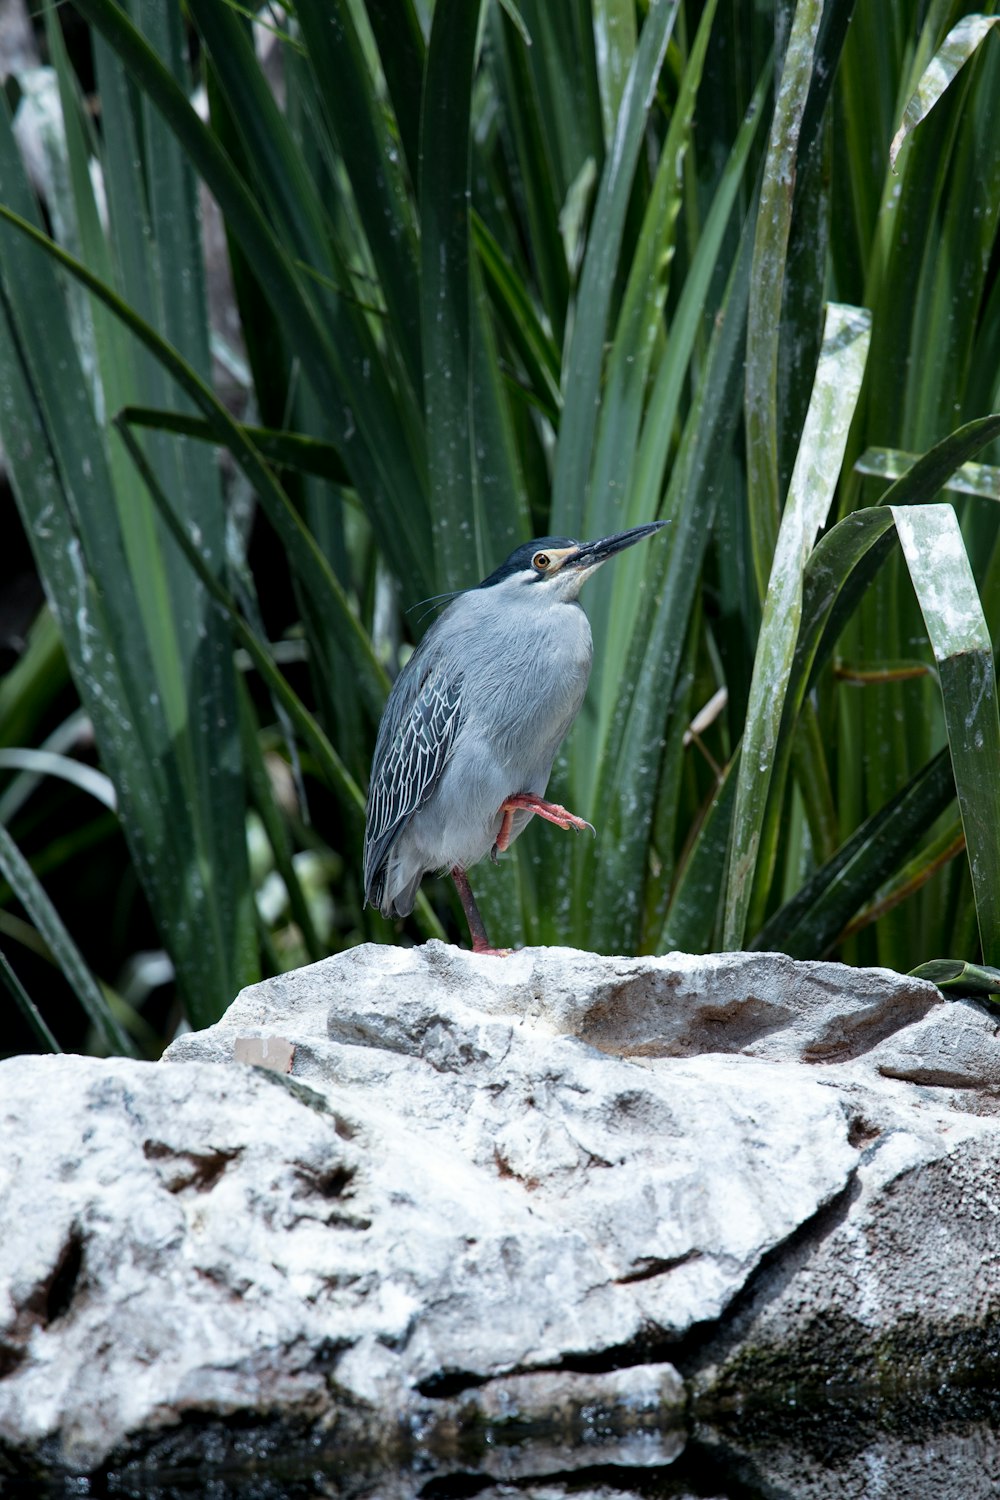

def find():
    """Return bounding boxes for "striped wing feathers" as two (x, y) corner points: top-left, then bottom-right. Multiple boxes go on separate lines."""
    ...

(363, 662), (463, 900)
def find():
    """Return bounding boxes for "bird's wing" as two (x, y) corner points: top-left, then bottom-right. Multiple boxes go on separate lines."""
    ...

(363, 657), (464, 903)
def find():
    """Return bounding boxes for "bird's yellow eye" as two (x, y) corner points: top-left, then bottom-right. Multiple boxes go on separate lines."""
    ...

(532, 552), (551, 571)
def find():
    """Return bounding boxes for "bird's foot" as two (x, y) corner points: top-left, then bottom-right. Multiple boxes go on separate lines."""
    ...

(493, 794), (596, 853)
(470, 936), (513, 958)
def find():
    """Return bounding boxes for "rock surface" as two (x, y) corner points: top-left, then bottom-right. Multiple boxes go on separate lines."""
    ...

(0, 942), (998, 1487)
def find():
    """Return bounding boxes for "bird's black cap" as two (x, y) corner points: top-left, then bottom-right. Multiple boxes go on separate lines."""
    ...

(478, 523), (666, 588)
(478, 537), (577, 588)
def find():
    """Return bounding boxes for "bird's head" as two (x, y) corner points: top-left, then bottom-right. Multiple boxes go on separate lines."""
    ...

(478, 521), (667, 603)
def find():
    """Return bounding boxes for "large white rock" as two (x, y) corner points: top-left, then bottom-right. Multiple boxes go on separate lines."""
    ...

(0, 941), (995, 1484)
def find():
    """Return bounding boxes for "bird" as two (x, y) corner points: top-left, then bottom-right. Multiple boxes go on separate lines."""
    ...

(363, 521), (667, 953)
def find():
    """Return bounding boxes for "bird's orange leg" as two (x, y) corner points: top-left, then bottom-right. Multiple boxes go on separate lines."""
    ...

(492, 793), (596, 856)
(491, 805), (516, 861)
(451, 867), (510, 957)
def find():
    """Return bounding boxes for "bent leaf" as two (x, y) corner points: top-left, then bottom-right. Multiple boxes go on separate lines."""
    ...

(856, 446), (1000, 502)
(891, 503), (1000, 965)
(890, 15), (1000, 171)
(909, 958), (1000, 997)
(724, 302), (871, 950)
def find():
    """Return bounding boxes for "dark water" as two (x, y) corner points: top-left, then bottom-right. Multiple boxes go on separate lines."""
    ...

(12, 1399), (1000, 1500)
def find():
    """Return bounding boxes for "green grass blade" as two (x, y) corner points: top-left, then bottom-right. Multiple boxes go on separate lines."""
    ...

(586, 0), (717, 542)
(744, 0), (824, 600)
(0, 200), (390, 723)
(419, 0), (483, 589)
(468, 250), (533, 568)
(856, 446), (1000, 501)
(366, 0), (426, 185)
(844, 0), (1000, 971)
(102, 2), (258, 1020)
(740, 419), (1000, 949)
(0, 946), (62, 1054)
(630, 53), (772, 523)
(190, 0), (424, 479)
(237, 683), (324, 966)
(724, 303), (871, 950)
(111, 415), (362, 821)
(0, 823), (135, 1055)
(0, 751), (116, 812)
(488, 4), (570, 346)
(41, 3), (120, 402)
(472, 211), (562, 424)
(0, 610), (68, 754)
(658, 756), (739, 954)
(890, 15), (1000, 170)
(515, 0), (604, 199)
(73, 0), (431, 596)
(0, 710), (89, 824)
(583, 0), (724, 763)
(837, 818), (965, 946)
(121, 406), (351, 482)
(551, 0), (680, 534)
(295, 0), (422, 396)
(0, 89), (253, 1028)
(891, 502), (1000, 964)
(909, 958), (1000, 997)
(751, 749), (954, 958)
(575, 191), (757, 952)
(805, 416), (1000, 695)
(775, 0), (860, 501)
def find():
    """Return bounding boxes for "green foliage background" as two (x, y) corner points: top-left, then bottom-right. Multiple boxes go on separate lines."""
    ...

(1, 0), (999, 1053)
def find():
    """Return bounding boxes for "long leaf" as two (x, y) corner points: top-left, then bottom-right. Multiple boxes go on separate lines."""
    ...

(856, 446), (1000, 502)
(659, 756), (739, 954)
(112, 416), (447, 946)
(0, 201), (390, 723)
(909, 958), (1000, 997)
(295, 0), (422, 398)
(801, 416), (1000, 700)
(366, 0), (426, 186)
(0, 947), (62, 1054)
(551, 0), (680, 535)
(121, 405), (351, 483)
(73, 0), (432, 597)
(889, 15), (1000, 170)
(583, 0), (720, 750)
(744, 0), (824, 599)
(0, 824), (134, 1055)
(472, 212), (562, 425)
(584, 0), (716, 544)
(752, 749), (954, 958)
(488, 4), (570, 347)
(111, 418), (362, 820)
(724, 302), (871, 950)
(565, 185), (759, 952)
(420, 0), (484, 590)
(892, 502), (1000, 964)
(0, 80), (257, 1028)
(0, 751), (116, 812)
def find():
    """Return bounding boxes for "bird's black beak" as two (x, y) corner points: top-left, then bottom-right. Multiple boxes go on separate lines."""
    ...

(565, 520), (667, 573)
